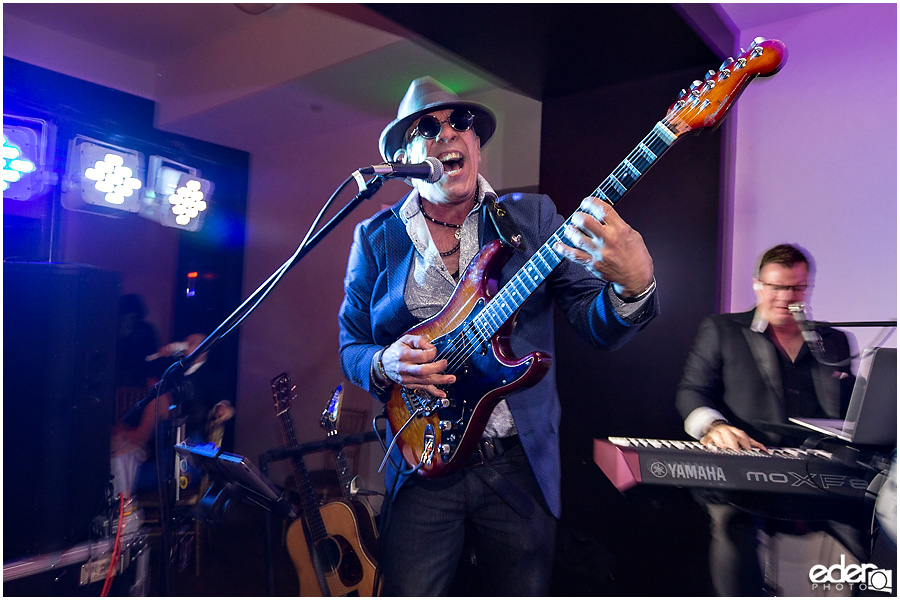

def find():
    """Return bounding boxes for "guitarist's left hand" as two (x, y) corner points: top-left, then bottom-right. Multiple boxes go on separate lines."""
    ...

(554, 197), (654, 297)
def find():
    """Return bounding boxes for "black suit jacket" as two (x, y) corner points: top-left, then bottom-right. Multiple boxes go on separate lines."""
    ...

(676, 309), (855, 446)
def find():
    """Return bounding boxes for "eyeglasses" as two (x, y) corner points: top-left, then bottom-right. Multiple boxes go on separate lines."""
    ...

(409, 109), (475, 141)
(757, 281), (809, 294)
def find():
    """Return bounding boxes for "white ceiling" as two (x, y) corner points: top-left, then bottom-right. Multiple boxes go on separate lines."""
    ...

(4, 3), (510, 153)
(3, 3), (841, 65)
(4, 3), (261, 62)
(718, 2), (839, 31)
(3, 3), (841, 155)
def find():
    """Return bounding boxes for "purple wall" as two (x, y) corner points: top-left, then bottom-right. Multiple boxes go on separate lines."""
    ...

(726, 4), (897, 358)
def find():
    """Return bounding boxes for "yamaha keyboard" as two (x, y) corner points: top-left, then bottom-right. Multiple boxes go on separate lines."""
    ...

(594, 437), (883, 499)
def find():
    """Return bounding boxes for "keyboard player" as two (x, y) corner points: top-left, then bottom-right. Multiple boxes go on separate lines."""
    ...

(675, 244), (859, 596)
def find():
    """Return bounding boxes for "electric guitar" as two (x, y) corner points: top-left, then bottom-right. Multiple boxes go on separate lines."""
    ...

(274, 374), (379, 596)
(319, 384), (379, 560)
(385, 37), (788, 478)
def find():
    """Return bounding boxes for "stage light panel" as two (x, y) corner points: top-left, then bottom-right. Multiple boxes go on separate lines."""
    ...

(143, 156), (213, 232)
(62, 136), (143, 215)
(163, 173), (210, 229)
(1, 132), (36, 189)
(3, 116), (55, 201)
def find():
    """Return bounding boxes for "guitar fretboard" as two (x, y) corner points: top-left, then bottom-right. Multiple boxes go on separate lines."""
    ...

(274, 377), (331, 547)
(440, 120), (678, 372)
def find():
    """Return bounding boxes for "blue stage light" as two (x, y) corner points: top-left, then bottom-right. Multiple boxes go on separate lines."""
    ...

(2, 116), (55, 201)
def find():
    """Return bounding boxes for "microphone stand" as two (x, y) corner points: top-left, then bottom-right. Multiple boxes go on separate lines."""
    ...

(802, 319), (897, 368)
(129, 172), (388, 596)
(127, 174), (387, 416)
(810, 320), (897, 328)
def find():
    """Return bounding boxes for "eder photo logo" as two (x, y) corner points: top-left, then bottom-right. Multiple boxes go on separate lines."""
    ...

(809, 554), (892, 594)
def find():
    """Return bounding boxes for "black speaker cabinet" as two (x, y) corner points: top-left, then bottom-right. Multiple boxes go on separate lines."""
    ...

(3, 262), (120, 560)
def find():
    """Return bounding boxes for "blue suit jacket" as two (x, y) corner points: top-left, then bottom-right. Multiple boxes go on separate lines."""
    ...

(338, 191), (659, 517)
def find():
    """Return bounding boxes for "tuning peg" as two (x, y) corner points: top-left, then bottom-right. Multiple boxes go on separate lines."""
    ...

(718, 58), (734, 79)
(750, 40), (766, 58)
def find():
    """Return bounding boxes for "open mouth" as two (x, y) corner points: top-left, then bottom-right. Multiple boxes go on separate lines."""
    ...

(437, 151), (465, 176)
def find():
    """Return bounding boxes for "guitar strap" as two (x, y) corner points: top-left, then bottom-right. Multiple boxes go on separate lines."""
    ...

(468, 439), (536, 519)
(470, 463), (536, 519)
(485, 195), (525, 253)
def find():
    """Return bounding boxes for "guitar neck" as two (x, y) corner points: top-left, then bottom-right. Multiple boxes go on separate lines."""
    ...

(331, 438), (355, 500)
(472, 120), (678, 341)
(278, 409), (330, 543)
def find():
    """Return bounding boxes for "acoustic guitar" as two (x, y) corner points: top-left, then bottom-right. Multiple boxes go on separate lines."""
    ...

(274, 373), (379, 596)
(385, 37), (788, 478)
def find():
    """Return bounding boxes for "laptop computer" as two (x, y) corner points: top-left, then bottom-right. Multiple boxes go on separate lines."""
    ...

(789, 346), (897, 446)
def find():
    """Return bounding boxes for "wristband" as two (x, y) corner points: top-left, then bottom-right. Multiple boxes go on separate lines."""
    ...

(375, 347), (390, 384)
(614, 277), (656, 303)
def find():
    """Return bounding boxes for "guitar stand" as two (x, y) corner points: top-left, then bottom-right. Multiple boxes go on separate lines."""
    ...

(258, 430), (383, 595)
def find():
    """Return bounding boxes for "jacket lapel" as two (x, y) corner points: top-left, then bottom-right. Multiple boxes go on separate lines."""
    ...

(742, 318), (787, 421)
(380, 203), (417, 337)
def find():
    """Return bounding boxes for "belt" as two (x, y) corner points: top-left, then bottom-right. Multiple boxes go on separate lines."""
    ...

(470, 434), (521, 466)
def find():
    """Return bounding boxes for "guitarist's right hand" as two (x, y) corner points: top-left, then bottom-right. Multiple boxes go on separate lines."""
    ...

(380, 334), (456, 398)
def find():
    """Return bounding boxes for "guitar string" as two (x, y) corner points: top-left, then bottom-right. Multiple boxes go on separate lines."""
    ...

(390, 80), (721, 461)
(281, 408), (333, 544)
(436, 162), (655, 373)
(440, 133), (673, 375)
(418, 90), (707, 384)
(395, 64), (763, 464)
(432, 119), (683, 375)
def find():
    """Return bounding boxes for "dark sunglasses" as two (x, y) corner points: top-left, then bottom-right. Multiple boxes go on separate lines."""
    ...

(410, 109), (475, 140)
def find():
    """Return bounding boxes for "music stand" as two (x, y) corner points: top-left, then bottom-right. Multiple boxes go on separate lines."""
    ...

(174, 442), (296, 524)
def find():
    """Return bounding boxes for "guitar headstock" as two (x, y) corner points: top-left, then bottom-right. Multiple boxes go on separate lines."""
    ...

(665, 37), (787, 135)
(272, 372), (295, 416)
(319, 385), (343, 437)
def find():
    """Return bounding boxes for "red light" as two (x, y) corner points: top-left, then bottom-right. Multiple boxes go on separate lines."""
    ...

(187, 271), (198, 279)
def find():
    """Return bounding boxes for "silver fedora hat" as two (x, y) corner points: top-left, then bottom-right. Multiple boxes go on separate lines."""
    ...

(379, 76), (496, 162)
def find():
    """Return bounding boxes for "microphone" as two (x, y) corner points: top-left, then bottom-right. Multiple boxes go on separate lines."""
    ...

(145, 341), (189, 362)
(357, 157), (443, 183)
(788, 302), (826, 356)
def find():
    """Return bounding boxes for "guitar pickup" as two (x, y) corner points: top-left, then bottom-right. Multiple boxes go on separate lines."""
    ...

(421, 424), (436, 466)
